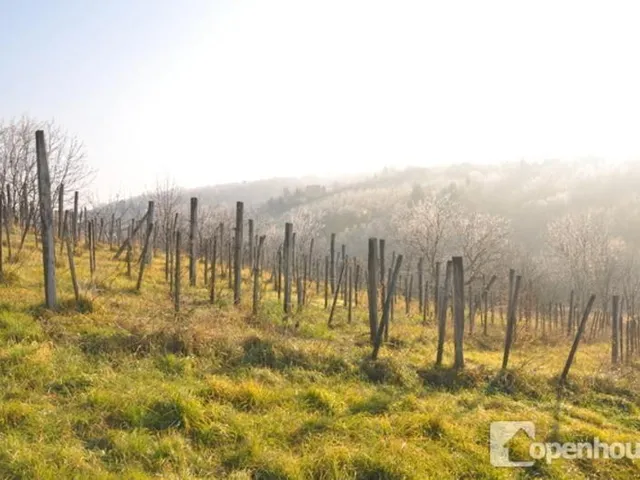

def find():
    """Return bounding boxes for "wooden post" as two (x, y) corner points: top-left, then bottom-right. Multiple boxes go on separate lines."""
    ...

(174, 231), (181, 312)
(619, 297), (625, 363)
(136, 222), (154, 291)
(210, 237), (218, 304)
(418, 257), (424, 314)
(88, 220), (95, 278)
(114, 212), (149, 259)
(203, 239), (209, 287)
(35, 131), (57, 308)
(252, 235), (265, 315)
(347, 263), (353, 323)
(434, 261), (441, 321)
(560, 294), (596, 384)
(372, 255), (403, 360)
(354, 262), (360, 307)
(165, 226), (171, 282)
(63, 218), (80, 303)
(233, 201), (243, 305)
(277, 248), (282, 299)
(83, 207), (88, 247)
(367, 238), (379, 344)
(126, 240), (132, 278)
(405, 275), (413, 316)
(452, 256), (465, 369)
(248, 219), (254, 270)
(306, 239), (314, 304)
(296, 275), (303, 311)
(292, 232), (297, 286)
(379, 239), (386, 312)
(0, 193), (4, 277)
(98, 217), (104, 244)
(422, 281), (429, 324)
(218, 222), (225, 277)
(283, 222), (293, 315)
(328, 257), (347, 327)
(502, 272), (522, 370)
(626, 317), (631, 365)
(188, 197), (198, 286)
(330, 233), (336, 294)
(612, 295), (620, 365)
(227, 240), (232, 288)
(482, 275), (497, 335)
(109, 213), (115, 250)
(5, 185), (11, 233)
(145, 201), (154, 264)
(17, 203), (34, 257)
(3, 191), (12, 262)
(57, 183), (64, 239)
(324, 255), (329, 309)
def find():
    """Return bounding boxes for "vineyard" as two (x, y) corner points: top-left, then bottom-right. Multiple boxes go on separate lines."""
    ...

(0, 130), (638, 478)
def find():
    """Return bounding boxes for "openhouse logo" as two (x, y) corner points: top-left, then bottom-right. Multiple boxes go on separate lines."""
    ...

(490, 421), (640, 467)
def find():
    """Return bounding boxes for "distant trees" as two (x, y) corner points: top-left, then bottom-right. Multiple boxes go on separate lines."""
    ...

(547, 210), (623, 309)
(392, 192), (456, 279)
(0, 116), (93, 209)
(452, 211), (511, 285)
(392, 191), (510, 284)
(153, 178), (183, 243)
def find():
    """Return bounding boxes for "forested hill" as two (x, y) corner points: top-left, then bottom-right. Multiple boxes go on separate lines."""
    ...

(96, 157), (640, 256)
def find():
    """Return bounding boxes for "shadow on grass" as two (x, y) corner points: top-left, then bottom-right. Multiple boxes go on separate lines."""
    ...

(79, 329), (189, 356)
(417, 365), (488, 392)
(485, 369), (546, 400)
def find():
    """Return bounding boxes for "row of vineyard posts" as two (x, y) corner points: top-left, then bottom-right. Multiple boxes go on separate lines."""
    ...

(21, 129), (640, 384)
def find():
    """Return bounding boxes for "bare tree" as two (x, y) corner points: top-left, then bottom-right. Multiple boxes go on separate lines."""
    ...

(452, 210), (511, 285)
(153, 177), (183, 244)
(547, 209), (622, 309)
(0, 116), (94, 210)
(391, 191), (457, 279)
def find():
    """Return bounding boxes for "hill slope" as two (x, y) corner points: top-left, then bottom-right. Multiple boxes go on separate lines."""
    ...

(0, 234), (639, 478)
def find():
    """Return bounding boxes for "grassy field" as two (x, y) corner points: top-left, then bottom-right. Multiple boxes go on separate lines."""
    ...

(0, 236), (638, 479)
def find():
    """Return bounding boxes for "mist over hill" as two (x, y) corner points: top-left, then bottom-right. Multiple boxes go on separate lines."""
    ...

(96, 158), (640, 255)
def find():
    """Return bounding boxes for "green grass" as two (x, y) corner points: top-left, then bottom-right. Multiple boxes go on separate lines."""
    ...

(0, 234), (638, 478)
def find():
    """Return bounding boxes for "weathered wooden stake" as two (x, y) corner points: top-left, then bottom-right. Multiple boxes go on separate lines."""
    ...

(283, 222), (293, 315)
(233, 201), (243, 305)
(248, 219), (254, 270)
(560, 294), (596, 384)
(328, 257), (347, 327)
(145, 201), (154, 264)
(452, 256), (465, 369)
(252, 235), (265, 315)
(188, 198), (198, 286)
(612, 295), (620, 365)
(502, 272), (522, 370)
(58, 183), (64, 239)
(330, 233), (336, 294)
(135, 222), (154, 291)
(371, 254), (403, 360)
(35, 130), (57, 308)
(324, 255), (329, 309)
(174, 231), (181, 312)
(210, 237), (218, 304)
(367, 238), (379, 344)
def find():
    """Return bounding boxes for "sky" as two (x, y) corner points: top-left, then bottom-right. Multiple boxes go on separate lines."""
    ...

(2, 0), (640, 202)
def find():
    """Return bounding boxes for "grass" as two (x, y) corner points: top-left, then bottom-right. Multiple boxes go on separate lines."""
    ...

(0, 233), (638, 478)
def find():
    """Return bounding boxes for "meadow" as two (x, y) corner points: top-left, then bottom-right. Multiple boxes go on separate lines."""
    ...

(0, 235), (638, 479)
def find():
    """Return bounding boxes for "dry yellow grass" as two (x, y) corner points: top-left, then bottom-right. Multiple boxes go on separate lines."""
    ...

(0, 234), (637, 478)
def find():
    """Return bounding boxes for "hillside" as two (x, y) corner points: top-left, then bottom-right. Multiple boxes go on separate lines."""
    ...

(0, 231), (639, 478)
(96, 159), (640, 257)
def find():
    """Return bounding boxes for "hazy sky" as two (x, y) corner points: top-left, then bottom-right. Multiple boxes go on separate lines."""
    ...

(3, 0), (640, 201)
